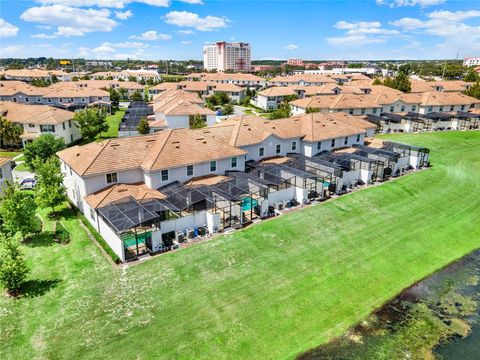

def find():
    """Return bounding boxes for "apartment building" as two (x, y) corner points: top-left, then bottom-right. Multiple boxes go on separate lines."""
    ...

(0, 102), (80, 146)
(1, 69), (71, 82)
(410, 80), (474, 93)
(0, 157), (13, 194)
(463, 57), (480, 67)
(0, 81), (110, 110)
(57, 111), (426, 262)
(203, 42), (251, 72)
(186, 72), (266, 89)
(90, 70), (161, 82)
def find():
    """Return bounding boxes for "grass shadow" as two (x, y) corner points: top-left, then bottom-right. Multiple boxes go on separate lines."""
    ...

(47, 206), (77, 221)
(23, 231), (55, 248)
(21, 279), (61, 298)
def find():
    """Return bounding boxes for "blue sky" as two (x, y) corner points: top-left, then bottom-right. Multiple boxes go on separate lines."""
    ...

(1, 0), (479, 60)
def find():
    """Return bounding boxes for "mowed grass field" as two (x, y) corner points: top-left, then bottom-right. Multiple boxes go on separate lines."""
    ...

(1, 131), (480, 359)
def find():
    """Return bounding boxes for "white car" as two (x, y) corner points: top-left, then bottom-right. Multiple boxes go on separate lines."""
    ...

(20, 176), (37, 190)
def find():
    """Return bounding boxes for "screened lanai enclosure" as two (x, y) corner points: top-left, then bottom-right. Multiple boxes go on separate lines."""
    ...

(97, 196), (181, 261)
(382, 141), (430, 169)
(352, 144), (400, 179)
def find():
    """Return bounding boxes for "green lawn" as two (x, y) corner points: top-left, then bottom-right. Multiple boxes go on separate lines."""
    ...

(96, 110), (125, 140)
(0, 151), (22, 158)
(13, 161), (29, 172)
(1, 131), (480, 359)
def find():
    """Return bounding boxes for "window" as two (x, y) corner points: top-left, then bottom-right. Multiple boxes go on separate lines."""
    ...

(400, 105), (405, 112)
(316, 142), (321, 150)
(0, 97), (4, 101)
(231, 157), (237, 168)
(428, 106), (433, 112)
(349, 109), (354, 115)
(360, 108), (365, 115)
(259, 147), (265, 157)
(13, 97), (17, 102)
(40, 125), (55, 133)
(48, 98), (52, 103)
(331, 139), (336, 148)
(185, 165), (194, 177)
(161, 170), (169, 181)
(412, 105), (416, 112)
(356, 134), (361, 142)
(68, 120), (72, 128)
(90, 208), (95, 220)
(29, 124), (35, 128)
(37, 97), (41, 102)
(461, 105), (465, 111)
(0, 168), (3, 179)
(372, 108), (378, 114)
(439, 106), (443, 112)
(210, 161), (217, 172)
(389, 106), (394, 112)
(81, 98), (86, 102)
(70, 135), (73, 142)
(62, 123), (66, 130)
(291, 141), (297, 151)
(25, 97), (29, 103)
(70, 98), (74, 102)
(275, 144), (281, 154)
(98, 97), (102, 101)
(344, 137), (348, 145)
(450, 105), (454, 111)
(106, 172), (118, 184)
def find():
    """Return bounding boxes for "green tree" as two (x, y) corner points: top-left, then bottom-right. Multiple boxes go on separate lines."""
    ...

(109, 88), (120, 111)
(372, 78), (383, 85)
(464, 69), (480, 83)
(0, 234), (29, 296)
(383, 72), (411, 93)
(143, 91), (150, 102)
(130, 90), (143, 102)
(0, 116), (22, 148)
(269, 102), (292, 120)
(33, 157), (67, 214)
(221, 103), (234, 115)
(137, 117), (150, 135)
(0, 184), (37, 241)
(305, 107), (321, 114)
(464, 82), (480, 100)
(128, 76), (137, 82)
(189, 114), (206, 129)
(24, 134), (66, 171)
(118, 87), (128, 100)
(74, 108), (109, 142)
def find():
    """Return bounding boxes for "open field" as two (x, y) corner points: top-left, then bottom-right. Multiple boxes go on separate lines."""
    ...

(1, 131), (480, 359)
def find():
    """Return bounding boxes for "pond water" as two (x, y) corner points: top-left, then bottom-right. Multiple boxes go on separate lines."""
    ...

(298, 249), (480, 360)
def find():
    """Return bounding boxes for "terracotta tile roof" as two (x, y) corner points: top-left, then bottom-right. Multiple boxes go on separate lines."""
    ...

(410, 80), (474, 93)
(184, 174), (230, 186)
(4, 69), (68, 78)
(85, 182), (166, 209)
(291, 93), (382, 110)
(0, 82), (47, 96)
(270, 74), (337, 84)
(150, 82), (179, 91)
(162, 100), (215, 116)
(0, 102), (74, 125)
(419, 91), (480, 106)
(42, 86), (109, 98)
(152, 89), (203, 105)
(57, 127), (246, 176)
(76, 80), (144, 90)
(0, 156), (12, 167)
(215, 112), (368, 145)
(258, 86), (299, 97)
(200, 73), (265, 83)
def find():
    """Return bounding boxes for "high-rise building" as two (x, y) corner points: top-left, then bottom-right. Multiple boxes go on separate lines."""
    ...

(203, 42), (251, 72)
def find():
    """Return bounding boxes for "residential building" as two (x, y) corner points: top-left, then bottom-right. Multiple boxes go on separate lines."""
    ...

(1, 69), (72, 82)
(463, 57), (480, 67)
(151, 89), (216, 130)
(0, 157), (13, 194)
(252, 86), (304, 110)
(410, 80), (474, 93)
(203, 42), (251, 72)
(185, 72), (266, 89)
(0, 102), (80, 146)
(57, 112), (426, 262)
(90, 70), (161, 82)
(269, 74), (338, 87)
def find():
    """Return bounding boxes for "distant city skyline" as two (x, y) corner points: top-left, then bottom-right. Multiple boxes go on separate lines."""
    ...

(1, 0), (479, 61)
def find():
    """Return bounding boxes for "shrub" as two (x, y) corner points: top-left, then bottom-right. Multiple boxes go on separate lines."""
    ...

(78, 214), (120, 264)
(54, 221), (70, 244)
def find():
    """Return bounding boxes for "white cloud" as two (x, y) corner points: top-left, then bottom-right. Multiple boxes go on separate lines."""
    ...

(283, 44), (298, 50)
(36, 0), (203, 8)
(0, 19), (19, 38)
(36, 25), (52, 30)
(328, 20), (400, 46)
(115, 10), (133, 20)
(1, 45), (25, 57)
(164, 11), (229, 31)
(129, 30), (171, 40)
(21, 5), (118, 37)
(181, 40), (191, 45)
(93, 44), (116, 53)
(377, 0), (445, 7)
(31, 33), (58, 39)
(391, 10), (480, 57)
(177, 29), (194, 35)
(36, 0), (170, 8)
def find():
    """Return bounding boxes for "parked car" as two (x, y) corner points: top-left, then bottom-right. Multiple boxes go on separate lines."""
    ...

(20, 176), (37, 190)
